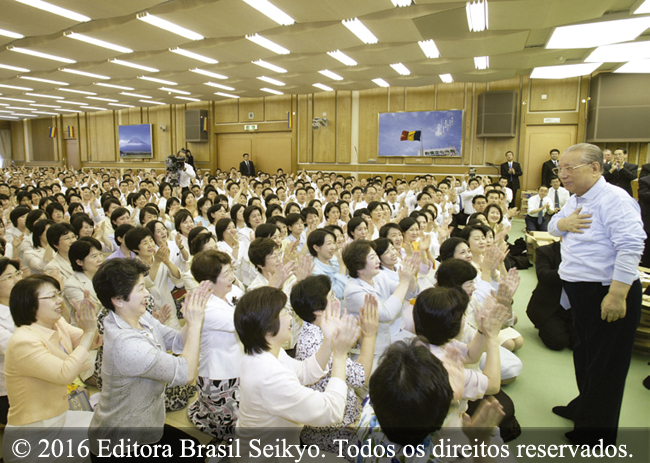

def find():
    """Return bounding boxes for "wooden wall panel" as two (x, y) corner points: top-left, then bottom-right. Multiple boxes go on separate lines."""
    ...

(88, 111), (116, 162)
(31, 118), (55, 161)
(215, 100), (239, 123)
(336, 91), (352, 163)
(405, 85), (434, 111)
(298, 95), (309, 163)
(173, 105), (185, 153)
(471, 83), (488, 165)
(437, 82), (465, 110)
(148, 106), (173, 161)
(529, 77), (579, 112)
(265, 95), (291, 121)
(78, 113), (88, 162)
(358, 88), (388, 163)
(10, 121), (25, 161)
(239, 98), (264, 122)
(486, 138), (518, 166)
(488, 77), (520, 92)
(389, 87), (405, 112)
(312, 92), (336, 163)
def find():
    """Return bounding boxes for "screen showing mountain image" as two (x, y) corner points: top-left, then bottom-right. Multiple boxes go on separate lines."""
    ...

(378, 110), (463, 157)
(118, 124), (153, 158)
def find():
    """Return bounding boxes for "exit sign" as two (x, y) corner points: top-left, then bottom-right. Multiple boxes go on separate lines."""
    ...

(244, 125), (258, 131)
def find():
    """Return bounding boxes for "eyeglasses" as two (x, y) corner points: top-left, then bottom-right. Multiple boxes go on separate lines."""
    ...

(0, 271), (21, 282)
(552, 163), (590, 175)
(38, 290), (63, 300)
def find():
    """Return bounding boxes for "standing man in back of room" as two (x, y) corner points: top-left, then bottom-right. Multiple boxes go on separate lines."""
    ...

(542, 148), (561, 187)
(239, 153), (256, 178)
(500, 151), (522, 208)
(603, 148), (637, 197)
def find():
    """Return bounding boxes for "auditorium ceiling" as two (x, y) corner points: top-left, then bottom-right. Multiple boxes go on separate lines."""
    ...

(0, 0), (648, 118)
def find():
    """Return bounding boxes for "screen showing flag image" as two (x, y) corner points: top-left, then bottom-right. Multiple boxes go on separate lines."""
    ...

(378, 110), (463, 157)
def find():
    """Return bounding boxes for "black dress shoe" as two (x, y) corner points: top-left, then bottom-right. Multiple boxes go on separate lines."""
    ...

(552, 406), (575, 420)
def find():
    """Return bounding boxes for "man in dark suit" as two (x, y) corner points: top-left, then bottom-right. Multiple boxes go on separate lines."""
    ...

(541, 148), (560, 187)
(239, 153), (255, 177)
(526, 241), (574, 350)
(500, 150), (522, 208)
(638, 173), (650, 267)
(603, 148), (637, 196)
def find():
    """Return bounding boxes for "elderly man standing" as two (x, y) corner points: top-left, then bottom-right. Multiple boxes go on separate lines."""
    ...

(548, 143), (644, 446)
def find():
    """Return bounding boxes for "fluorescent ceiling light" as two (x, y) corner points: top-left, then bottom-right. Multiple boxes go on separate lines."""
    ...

(84, 106), (106, 110)
(327, 50), (357, 66)
(169, 48), (218, 64)
(0, 116), (19, 120)
(160, 87), (190, 95)
(547, 17), (650, 49)
(20, 76), (69, 85)
(60, 68), (110, 80)
(57, 101), (87, 105)
(634, 0), (650, 14)
(108, 103), (134, 108)
(215, 92), (239, 99)
(32, 111), (58, 115)
(466, 0), (489, 32)
(390, 63), (410, 75)
(137, 13), (204, 40)
(25, 93), (64, 99)
(6, 107), (33, 111)
(57, 88), (96, 95)
(418, 40), (440, 59)
(30, 104), (60, 108)
(530, 62), (601, 79)
(245, 34), (290, 54)
(391, 0), (413, 6)
(241, 0), (295, 25)
(260, 87), (283, 95)
(139, 76), (177, 85)
(372, 78), (389, 87)
(585, 41), (650, 63)
(121, 92), (151, 98)
(440, 74), (454, 83)
(0, 28), (24, 39)
(204, 82), (235, 91)
(111, 60), (159, 73)
(257, 76), (285, 86)
(0, 97), (35, 103)
(9, 47), (75, 63)
(86, 97), (118, 102)
(313, 83), (333, 91)
(64, 32), (133, 54)
(140, 100), (165, 105)
(0, 63), (30, 72)
(191, 68), (228, 79)
(0, 84), (33, 91)
(342, 18), (378, 44)
(175, 96), (200, 101)
(318, 69), (343, 81)
(474, 56), (489, 69)
(16, 0), (90, 22)
(57, 109), (83, 113)
(615, 59), (650, 73)
(11, 113), (38, 117)
(94, 83), (134, 90)
(251, 60), (287, 73)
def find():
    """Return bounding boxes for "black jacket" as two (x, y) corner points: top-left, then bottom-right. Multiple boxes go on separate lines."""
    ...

(500, 161), (522, 190)
(541, 160), (557, 187)
(527, 241), (565, 327)
(603, 162), (638, 196)
(239, 160), (256, 177)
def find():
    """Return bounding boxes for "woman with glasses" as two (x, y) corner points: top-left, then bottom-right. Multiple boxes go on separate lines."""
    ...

(0, 258), (22, 425)
(3, 275), (99, 461)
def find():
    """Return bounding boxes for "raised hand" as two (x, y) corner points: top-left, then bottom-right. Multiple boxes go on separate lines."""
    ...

(479, 296), (510, 340)
(358, 294), (379, 339)
(182, 280), (211, 327)
(74, 290), (98, 333)
(331, 314), (360, 356)
(152, 303), (172, 324)
(320, 295), (342, 342)
(269, 261), (295, 289)
(495, 268), (519, 307)
(295, 254), (313, 282)
(398, 252), (419, 284)
(462, 396), (505, 442)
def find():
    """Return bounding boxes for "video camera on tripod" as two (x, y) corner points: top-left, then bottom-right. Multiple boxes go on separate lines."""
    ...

(165, 148), (190, 187)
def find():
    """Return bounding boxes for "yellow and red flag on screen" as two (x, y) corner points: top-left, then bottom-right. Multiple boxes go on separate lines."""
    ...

(66, 126), (75, 138)
(400, 130), (421, 141)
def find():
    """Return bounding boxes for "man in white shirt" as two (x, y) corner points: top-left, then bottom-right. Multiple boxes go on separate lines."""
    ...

(498, 177), (513, 204)
(459, 177), (484, 215)
(179, 162), (196, 189)
(526, 185), (553, 232)
(548, 177), (570, 213)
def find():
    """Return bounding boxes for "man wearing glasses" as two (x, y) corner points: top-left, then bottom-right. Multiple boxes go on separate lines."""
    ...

(548, 143), (644, 447)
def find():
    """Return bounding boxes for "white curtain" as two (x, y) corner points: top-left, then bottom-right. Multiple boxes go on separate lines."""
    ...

(0, 130), (11, 168)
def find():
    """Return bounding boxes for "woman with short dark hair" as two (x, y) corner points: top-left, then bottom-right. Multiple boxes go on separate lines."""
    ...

(63, 237), (103, 326)
(23, 219), (55, 275)
(234, 286), (361, 463)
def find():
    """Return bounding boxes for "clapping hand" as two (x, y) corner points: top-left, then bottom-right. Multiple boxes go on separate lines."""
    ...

(182, 280), (211, 328)
(398, 252), (420, 284)
(153, 303), (172, 324)
(462, 396), (505, 442)
(269, 261), (295, 289)
(73, 290), (98, 333)
(494, 268), (519, 308)
(320, 294), (343, 343)
(331, 314), (360, 357)
(358, 294), (379, 339)
(478, 296), (510, 340)
(295, 254), (314, 282)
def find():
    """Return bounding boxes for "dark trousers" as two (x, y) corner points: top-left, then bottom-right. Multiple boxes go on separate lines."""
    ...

(525, 215), (549, 232)
(561, 279), (642, 444)
(537, 308), (574, 351)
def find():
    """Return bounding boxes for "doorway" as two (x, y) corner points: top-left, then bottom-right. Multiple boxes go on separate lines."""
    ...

(217, 132), (292, 175)
(65, 139), (80, 171)
(522, 125), (578, 190)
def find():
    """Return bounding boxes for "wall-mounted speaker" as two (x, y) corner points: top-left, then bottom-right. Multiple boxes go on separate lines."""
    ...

(476, 90), (517, 138)
(185, 109), (208, 143)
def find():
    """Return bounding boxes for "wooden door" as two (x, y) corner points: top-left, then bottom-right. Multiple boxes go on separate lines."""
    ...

(216, 133), (291, 176)
(522, 125), (578, 190)
(65, 139), (80, 171)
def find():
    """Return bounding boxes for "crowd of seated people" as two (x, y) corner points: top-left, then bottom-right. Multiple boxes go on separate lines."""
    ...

(0, 164), (541, 461)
